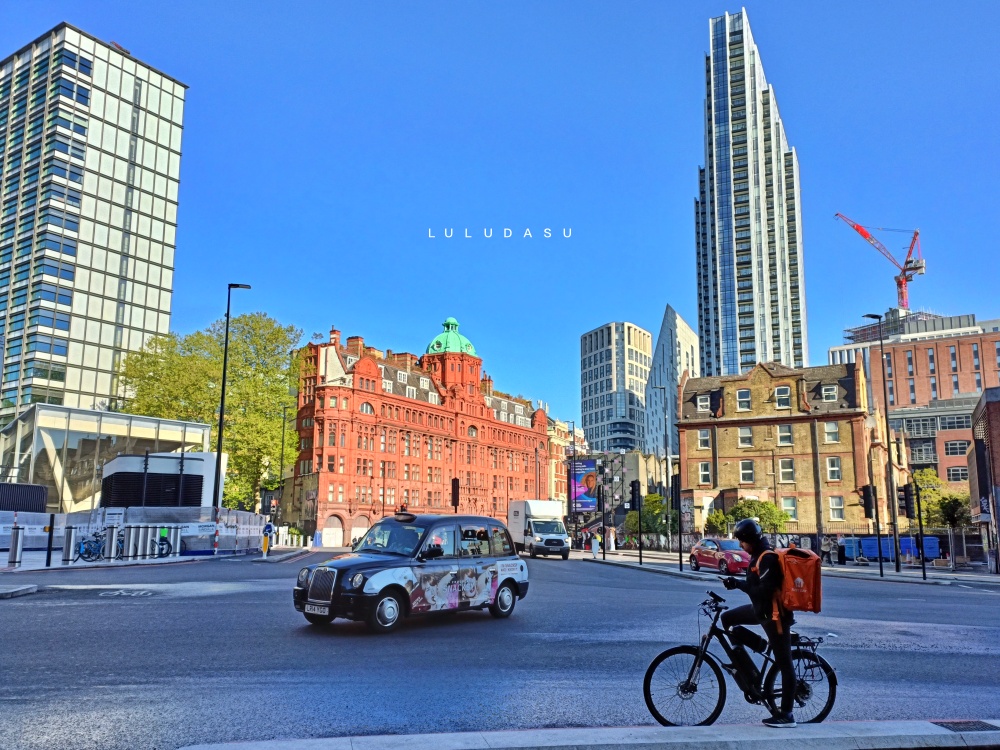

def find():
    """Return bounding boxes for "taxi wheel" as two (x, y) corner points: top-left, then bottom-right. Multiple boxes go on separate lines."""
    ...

(368, 591), (404, 633)
(304, 612), (334, 626)
(719, 560), (729, 575)
(689, 556), (700, 571)
(490, 582), (517, 618)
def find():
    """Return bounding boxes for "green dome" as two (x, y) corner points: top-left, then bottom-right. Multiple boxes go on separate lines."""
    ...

(426, 317), (477, 356)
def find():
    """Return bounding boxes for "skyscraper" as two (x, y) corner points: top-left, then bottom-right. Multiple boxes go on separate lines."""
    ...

(644, 304), (699, 459)
(694, 9), (807, 377)
(0, 24), (184, 423)
(580, 321), (652, 452)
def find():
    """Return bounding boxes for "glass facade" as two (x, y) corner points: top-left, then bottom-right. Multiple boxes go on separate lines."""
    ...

(0, 24), (185, 424)
(695, 10), (808, 376)
(0, 403), (208, 512)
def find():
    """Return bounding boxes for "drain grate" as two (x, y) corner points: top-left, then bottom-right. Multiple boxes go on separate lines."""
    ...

(932, 720), (1000, 733)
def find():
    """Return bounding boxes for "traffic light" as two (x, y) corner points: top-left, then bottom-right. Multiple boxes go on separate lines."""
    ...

(630, 479), (641, 510)
(861, 485), (874, 519)
(902, 484), (915, 519)
(896, 485), (908, 518)
(451, 477), (460, 510)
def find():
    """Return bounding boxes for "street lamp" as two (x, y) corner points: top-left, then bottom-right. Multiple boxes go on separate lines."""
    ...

(864, 312), (901, 572)
(212, 283), (252, 510)
(567, 420), (578, 546)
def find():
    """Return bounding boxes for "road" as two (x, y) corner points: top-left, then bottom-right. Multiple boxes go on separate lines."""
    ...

(2, 553), (999, 750)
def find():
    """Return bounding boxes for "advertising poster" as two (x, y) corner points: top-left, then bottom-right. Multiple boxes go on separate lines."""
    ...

(570, 458), (598, 512)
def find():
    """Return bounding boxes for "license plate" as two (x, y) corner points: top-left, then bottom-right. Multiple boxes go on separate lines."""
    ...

(305, 604), (329, 615)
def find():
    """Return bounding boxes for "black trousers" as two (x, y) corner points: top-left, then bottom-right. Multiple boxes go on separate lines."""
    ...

(721, 604), (795, 716)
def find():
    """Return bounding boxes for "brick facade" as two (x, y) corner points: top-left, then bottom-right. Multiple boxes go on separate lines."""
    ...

(678, 362), (897, 536)
(290, 323), (549, 544)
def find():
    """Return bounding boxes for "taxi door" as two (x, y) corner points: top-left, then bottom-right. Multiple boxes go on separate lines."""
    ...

(411, 524), (460, 613)
(458, 522), (492, 609)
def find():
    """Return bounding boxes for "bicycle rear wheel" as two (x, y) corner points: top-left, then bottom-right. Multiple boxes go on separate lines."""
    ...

(764, 650), (837, 723)
(643, 645), (727, 726)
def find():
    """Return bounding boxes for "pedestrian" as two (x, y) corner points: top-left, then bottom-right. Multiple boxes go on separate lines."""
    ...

(820, 535), (833, 566)
(607, 528), (616, 552)
(591, 531), (600, 558)
(720, 519), (797, 728)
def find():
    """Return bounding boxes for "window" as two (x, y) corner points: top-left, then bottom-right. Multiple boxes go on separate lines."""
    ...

(405, 386), (417, 399)
(824, 422), (840, 443)
(696, 394), (711, 412)
(927, 348), (936, 374)
(975, 372), (982, 392)
(781, 497), (797, 520)
(906, 350), (914, 376)
(944, 440), (970, 456)
(698, 429), (710, 449)
(460, 525), (490, 557)
(952, 375), (959, 395)
(779, 458), (795, 482)
(829, 496), (845, 521)
(736, 389), (751, 410)
(908, 379), (916, 404)
(359, 402), (374, 415)
(946, 467), (969, 482)
(775, 386), (791, 409)
(821, 385), (837, 402)
(777, 424), (793, 445)
(740, 460), (754, 483)
(698, 462), (711, 484)
(939, 415), (971, 430)
(950, 345), (957, 372)
(930, 377), (937, 401)
(738, 426), (753, 447)
(489, 525), (513, 556)
(885, 353), (893, 378)
(887, 381), (895, 406)
(468, 426), (478, 438)
(826, 457), (842, 481)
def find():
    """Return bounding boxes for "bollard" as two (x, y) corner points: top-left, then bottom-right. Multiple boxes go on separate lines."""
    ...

(105, 525), (117, 562)
(170, 526), (181, 558)
(62, 526), (76, 565)
(123, 525), (136, 560)
(138, 526), (150, 560)
(7, 526), (24, 567)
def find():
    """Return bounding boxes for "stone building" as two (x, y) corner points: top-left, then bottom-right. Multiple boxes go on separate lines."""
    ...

(290, 319), (549, 545)
(678, 362), (900, 538)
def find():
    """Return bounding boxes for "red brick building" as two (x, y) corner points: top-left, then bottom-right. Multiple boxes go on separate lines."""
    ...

(291, 318), (549, 546)
(970, 387), (1000, 561)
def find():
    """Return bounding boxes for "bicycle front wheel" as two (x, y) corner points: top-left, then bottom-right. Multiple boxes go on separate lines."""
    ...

(764, 650), (837, 723)
(643, 645), (727, 726)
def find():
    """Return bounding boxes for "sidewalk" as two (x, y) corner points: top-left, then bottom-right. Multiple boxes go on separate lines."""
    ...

(179, 719), (1000, 750)
(573, 548), (1000, 586)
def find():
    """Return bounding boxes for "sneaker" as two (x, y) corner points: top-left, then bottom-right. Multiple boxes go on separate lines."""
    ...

(762, 713), (797, 728)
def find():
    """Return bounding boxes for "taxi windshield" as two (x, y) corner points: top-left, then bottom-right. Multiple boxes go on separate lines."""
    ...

(356, 520), (426, 556)
(718, 540), (742, 551)
(531, 520), (565, 535)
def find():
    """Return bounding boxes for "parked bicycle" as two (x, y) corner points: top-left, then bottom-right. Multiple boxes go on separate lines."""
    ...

(643, 590), (837, 726)
(73, 528), (125, 562)
(150, 534), (172, 559)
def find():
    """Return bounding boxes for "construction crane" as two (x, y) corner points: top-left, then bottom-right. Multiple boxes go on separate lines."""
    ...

(835, 213), (925, 310)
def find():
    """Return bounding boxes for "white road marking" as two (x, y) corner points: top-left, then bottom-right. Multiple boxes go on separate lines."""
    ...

(45, 580), (290, 598)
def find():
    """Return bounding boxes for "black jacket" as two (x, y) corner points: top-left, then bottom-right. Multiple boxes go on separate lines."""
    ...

(735, 540), (792, 625)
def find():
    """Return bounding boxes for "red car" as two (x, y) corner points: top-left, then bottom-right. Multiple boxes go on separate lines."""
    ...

(689, 538), (750, 575)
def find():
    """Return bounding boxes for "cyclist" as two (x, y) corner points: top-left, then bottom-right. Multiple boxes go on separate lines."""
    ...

(720, 518), (796, 728)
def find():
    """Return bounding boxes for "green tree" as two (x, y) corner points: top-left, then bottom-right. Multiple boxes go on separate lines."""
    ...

(704, 509), (728, 536)
(624, 493), (674, 535)
(726, 499), (790, 534)
(927, 495), (972, 529)
(120, 312), (302, 509)
(913, 468), (947, 524)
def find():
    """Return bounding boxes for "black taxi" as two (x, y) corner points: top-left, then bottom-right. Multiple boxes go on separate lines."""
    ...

(293, 513), (529, 633)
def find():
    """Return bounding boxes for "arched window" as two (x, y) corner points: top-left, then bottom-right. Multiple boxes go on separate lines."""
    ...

(468, 426), (478, 438)
(360, 402), (375, 415)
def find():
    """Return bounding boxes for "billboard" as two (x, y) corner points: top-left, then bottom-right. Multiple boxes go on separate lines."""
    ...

(569, 458), (598, 512)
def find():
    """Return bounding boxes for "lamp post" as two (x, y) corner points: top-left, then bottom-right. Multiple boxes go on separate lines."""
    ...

(568, 420), (578, 546)
(651, 384), (669, 550)
(212, 283), (251, 510)
(864, 312), (901, 572)
(278, 404), (290, 521)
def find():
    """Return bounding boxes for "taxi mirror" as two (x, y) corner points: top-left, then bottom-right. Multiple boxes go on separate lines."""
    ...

(421, 544), (444, 560)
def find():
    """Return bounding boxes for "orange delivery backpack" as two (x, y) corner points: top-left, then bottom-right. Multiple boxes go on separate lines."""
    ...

(756, 546), (822, 614)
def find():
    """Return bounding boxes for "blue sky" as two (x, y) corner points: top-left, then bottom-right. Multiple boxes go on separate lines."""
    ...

(5, 1), (998, 421)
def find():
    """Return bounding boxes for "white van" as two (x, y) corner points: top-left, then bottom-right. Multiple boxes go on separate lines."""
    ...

(507, 500), (571, 559)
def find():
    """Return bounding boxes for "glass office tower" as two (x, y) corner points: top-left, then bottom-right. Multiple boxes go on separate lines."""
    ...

(694, 10), (807, 376)
(0, 24), (184, 423)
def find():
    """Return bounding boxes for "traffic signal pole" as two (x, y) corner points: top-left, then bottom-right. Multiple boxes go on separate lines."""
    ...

(914, 482), (927, 581)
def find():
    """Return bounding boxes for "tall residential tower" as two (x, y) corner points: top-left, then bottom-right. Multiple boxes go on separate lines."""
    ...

(694, 9), (807, 377)
(0, 24), (184, 422)
(580, 321), (653, 452)
(644, 304), (699, 459)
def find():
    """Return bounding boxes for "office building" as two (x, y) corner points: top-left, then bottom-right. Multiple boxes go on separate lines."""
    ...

(294, 320), (550, 545)
(0, 24), (184, 423)
(694, 9), (807, 377)
(580, 321), (653, 452)
(645, 304), (699, 459)
(830, 309), (1000, 486)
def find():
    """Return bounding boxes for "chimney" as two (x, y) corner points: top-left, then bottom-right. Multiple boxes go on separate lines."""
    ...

(346, 336), (364, 355)
(329, 326), (341, 347)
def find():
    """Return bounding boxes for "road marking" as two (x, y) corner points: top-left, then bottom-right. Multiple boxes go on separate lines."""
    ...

(98, 590), (154, 597)
(45, 580), (290, 598)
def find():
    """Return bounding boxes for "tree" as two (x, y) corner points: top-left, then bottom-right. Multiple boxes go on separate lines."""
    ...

(120, 312), (302, 510)
(913, 468), (947, 525)
(726, 499), (790, 534)
(624, 493), (667, 535)
(704, 509), (728, 536)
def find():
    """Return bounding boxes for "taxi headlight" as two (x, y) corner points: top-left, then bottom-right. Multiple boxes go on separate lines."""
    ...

(297, 568), (310, 586)
(350, 572), (365, 589)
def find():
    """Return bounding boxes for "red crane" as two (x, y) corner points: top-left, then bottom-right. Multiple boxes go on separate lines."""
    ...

(835, 213), (925, 310)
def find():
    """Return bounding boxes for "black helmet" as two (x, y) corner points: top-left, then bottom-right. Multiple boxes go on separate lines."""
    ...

(733, 518), (763, 544)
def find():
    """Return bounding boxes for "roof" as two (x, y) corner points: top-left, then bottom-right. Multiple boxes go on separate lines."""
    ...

(682, 362), (849, 395)
(425, 318), (477, 356)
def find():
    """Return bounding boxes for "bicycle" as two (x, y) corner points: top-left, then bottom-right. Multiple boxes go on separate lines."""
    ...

(150, 535), (172, 559)
(73, 528), (125, 562)
(643, 590), (837, 726)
